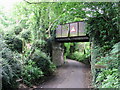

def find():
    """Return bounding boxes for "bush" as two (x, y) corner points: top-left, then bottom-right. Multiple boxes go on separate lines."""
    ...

(4, 35), (23, 53)
(95, 42), (120, 88)
(31, 49), (56, 76)
(71, 51), (85, 61)
(21, 30), (31, 42)
(96, 69), (119, 88)
(1, 38), (22, 90)
(32, 40), (46, 49)
(22, 60), (43, 86)
(64, 42), (91, 64)
(0, 24), (4, 35)
(14, 25), (22, 35)
(71, 51), (90, 64)
(64, 43), (73, 58)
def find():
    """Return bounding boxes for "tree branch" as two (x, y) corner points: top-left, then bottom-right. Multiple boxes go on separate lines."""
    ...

(45, 14), (62, 34)
(23, 0), (41, 4)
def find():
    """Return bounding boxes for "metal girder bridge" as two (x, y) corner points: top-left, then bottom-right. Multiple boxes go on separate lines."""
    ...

(55, 21), (89, 42)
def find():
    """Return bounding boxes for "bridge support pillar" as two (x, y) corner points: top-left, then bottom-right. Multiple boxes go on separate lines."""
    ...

(52, 42), (64, 66)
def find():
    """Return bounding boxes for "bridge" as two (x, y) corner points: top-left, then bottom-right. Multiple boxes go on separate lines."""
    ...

(52, 21), (90, 66)
(55, 21), (89, 42)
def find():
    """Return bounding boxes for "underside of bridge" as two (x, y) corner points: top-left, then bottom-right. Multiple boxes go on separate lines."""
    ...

(55, 36), (89, 42)
(52, 21), (90, 66)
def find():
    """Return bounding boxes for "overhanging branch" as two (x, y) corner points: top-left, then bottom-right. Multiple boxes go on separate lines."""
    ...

(45, 14), (62, 33)
(23, 0), (41, 4)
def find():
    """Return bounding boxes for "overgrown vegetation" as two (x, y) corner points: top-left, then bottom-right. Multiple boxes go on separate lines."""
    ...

(93, 42), (120, 88)
(0, 2), (58, 89)
(22, 60), (43, 86)
(86, 2), (119, 88)
(64, 42), (91, 64)
(1, 36), (22, 90)
(0, 1), (119, 89)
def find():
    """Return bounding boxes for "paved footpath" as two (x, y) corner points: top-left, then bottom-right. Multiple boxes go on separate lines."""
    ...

(38, 59), (91, 88)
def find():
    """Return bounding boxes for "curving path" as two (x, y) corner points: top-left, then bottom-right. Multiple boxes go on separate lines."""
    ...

(38, 59), (91, 88)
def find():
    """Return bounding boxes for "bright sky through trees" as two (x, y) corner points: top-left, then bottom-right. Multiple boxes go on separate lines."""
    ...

(0, 0), (23, 11)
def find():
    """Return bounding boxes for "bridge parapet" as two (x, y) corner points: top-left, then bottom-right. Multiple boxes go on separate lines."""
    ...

(55, 21), (89, 42)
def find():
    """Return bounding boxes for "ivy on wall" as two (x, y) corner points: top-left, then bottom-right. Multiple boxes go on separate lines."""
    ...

(86, 2), (120, 88)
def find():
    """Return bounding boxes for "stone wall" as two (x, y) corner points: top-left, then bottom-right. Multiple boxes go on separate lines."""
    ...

(52, 42), (64, 66)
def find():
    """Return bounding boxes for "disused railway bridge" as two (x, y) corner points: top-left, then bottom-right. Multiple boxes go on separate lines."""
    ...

(52, 21), (90, 66)
(55, 21), (89, 42)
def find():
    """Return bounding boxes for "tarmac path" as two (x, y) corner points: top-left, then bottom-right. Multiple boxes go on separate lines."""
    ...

(38, 59), (91, 88)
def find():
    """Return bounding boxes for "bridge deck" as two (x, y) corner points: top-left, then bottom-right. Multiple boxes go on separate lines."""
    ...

(55, 21), (89, 42)
(55, 36), (89, 42)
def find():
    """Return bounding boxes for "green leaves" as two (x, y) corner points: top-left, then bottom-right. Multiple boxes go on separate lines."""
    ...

(1, 37), (23, 89)
(30, 49), (56, 76)
(95, 42), (120, 88)
(86, 4), (119, 87)
(96, 69), (119, 88)
(111, 42), (120, 54)
(14, 25), (22, 35)
(4, 35), (23, 53)
(21, 30), (31, 42)
(86, 2), (119, 48)
(64, 42), (90, 64)
(22, 60), (43, 86)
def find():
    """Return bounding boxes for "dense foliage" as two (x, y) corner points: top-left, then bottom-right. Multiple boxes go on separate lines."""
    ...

(64, 42), (91, 64)
(0, 36), (22, 90)
(0, 1), (119, 89)
(4, 35), (23, 53)
(86, 2), (119, 88)
(94, 42), (120, 88)
(22, 60), (43, 86)
(0, 2), (57, 89)
(31, 49), (56, 76)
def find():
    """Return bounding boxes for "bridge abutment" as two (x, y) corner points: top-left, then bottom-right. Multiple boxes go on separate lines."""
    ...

(52, 42), (64, 66)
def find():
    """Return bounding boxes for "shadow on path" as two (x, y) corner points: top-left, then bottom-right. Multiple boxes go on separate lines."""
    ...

(38, 59), (91, 88)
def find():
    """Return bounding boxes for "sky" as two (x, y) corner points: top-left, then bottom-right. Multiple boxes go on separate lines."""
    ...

(0, 0), (23, 12)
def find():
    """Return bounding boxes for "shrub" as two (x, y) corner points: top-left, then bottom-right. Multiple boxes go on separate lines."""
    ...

(71, 51), (90, 63)
(64, 43), (73, 58)
(21, 30), (31, 42)
(4, 35), (22, 53)
(14, 25), (22, 35)
(32, 40), (46, 49)
(96, 69), (119, 88)
(0, 24), (4, 35)
(31, 49), (56, 76)
(22, 60), (43, 86)
(71, 51), (85, 61)
(95, 42), (120, 88)
(64, 42), (91, 64)
(1, 38), (22, 90)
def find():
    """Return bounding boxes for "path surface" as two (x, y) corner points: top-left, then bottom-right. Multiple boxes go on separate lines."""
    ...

(38, 59), (91, 88)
